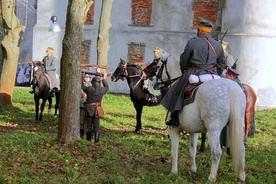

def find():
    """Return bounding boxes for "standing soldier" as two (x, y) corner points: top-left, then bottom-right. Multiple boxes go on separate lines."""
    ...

(82, 73), (109, 143)
(80, 74), (92, 138)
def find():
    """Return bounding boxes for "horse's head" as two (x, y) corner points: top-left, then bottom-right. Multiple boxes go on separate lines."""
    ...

(153, 48), (182, 89)
(32, 62), (45, 80)
(111, 58), (128, 82)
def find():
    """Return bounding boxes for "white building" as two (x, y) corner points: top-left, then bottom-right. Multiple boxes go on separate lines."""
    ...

(18, 0), (276, 109)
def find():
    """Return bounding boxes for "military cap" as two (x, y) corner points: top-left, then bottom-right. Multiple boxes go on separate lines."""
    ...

(84, 74), (90, 78)
(198, 18), (213, 33)
(227, 67), (239, 77)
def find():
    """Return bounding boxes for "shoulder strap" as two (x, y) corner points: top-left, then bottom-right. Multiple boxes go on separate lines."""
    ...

(201, 37), (218, 59)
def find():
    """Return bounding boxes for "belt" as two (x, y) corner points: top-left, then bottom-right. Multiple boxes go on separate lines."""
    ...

(85, 102), (101, 107)
(190, 65), (217, 71)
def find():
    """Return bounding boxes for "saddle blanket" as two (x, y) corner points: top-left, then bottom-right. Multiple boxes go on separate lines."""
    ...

(147, 80), (161, 96)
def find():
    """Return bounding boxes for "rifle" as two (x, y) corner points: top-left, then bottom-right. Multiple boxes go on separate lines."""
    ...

(82, 71), (112, 77)
(232, 59), (238, 69)
(220, 29), (228, 43)
(80, 63), (107, 69)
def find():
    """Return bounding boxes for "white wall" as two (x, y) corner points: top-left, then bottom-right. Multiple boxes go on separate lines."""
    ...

(33, 0), (195, 94)
(223, 0), (276, 109)
(30, 0), (276, 108)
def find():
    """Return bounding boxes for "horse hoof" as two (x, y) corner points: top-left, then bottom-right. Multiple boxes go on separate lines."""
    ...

(198, 148), (205, 153)
(54, 115), (58, 118)
(36, 120), (43, 124)
(134, 130), (140, 133)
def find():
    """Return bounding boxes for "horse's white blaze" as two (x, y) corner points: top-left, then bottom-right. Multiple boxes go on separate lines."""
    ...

(157, 48), (246, 182)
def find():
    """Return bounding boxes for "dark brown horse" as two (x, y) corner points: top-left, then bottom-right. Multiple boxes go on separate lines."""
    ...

(111, 58), (174, 132)
(31, 62), (59, 122)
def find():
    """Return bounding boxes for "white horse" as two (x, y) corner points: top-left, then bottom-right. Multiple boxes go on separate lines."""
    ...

(155, 48), (246, 183)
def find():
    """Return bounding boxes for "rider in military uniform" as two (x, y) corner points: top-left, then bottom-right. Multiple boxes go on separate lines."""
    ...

(142, 48), (162, 103)
(29, 47), (60, 96)
(162, 18), (226, 127)
(82, 73), (109, 143)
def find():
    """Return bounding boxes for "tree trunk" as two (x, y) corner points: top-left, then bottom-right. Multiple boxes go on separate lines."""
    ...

(57, 0), (93, 143)
(0, 0), (25, 104)
(97, 0), (113, 73)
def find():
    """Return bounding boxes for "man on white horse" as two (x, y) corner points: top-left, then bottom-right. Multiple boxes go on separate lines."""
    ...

(162, 18), (226, 127)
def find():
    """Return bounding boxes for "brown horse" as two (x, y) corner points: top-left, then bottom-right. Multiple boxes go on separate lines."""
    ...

(242, 83), (257, 138)
(31, 62), (51, 123)
(31, 62), (60, 122)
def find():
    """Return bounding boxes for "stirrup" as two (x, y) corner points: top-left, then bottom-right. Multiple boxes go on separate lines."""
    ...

(165, 118), (179, 127)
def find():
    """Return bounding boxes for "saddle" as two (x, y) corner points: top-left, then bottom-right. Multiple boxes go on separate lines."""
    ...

(183, 82), (202, 102)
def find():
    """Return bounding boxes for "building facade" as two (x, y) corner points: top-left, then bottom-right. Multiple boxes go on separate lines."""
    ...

(18, 0), (276, 109)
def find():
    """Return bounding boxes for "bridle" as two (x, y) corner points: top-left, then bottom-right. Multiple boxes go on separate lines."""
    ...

(113, 57), (180, 90)
(155, 55), (180, 89)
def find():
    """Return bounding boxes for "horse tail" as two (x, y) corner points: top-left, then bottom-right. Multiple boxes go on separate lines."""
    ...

(229, 84), (246, 175)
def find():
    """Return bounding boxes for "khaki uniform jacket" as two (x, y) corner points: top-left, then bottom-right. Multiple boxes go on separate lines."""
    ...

(43, 56), (60, 90)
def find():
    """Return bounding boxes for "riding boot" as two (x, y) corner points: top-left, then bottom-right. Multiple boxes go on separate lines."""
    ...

(80, 129), (84, 139)
(149, 96), (157, 104)
(165, 111), (179, 127)
(86, 131), (92, 141)
(94, 132), (100, 143)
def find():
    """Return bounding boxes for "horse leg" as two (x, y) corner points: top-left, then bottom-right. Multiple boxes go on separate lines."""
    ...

(54, 91), (60, 117)
(242, 84), (257, 139)
(133, 101), (143, 133)
(39, 98), (47, 123)
(198, 133), (206, 152)
(34, 97), (39, 122)
(189, 133), (199, 173)
(247, 111), (255, 138)
(167, 127), (180, 174)
(207, 131), (222, 182)
(48, 96), (52, 114)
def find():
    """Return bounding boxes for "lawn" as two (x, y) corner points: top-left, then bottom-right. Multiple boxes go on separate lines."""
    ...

(0, 88), (275, 184)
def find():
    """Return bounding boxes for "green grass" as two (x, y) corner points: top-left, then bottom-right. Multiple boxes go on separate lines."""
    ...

(0, 88), (275, 184)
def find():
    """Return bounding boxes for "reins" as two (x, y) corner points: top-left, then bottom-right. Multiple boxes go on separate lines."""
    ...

(121, 62), (144, 89)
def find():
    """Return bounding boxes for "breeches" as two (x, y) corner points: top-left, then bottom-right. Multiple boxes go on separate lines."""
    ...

(86, 116), (100, 132)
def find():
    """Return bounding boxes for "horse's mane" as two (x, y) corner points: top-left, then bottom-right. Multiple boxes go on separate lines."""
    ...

(126, 61), (143, 75)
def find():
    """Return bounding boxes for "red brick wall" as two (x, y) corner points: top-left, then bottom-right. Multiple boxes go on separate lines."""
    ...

(193, 0), (219, 29)
(131, 0), (152, 26)
(80, 40), (91, 65)
(85, 1), (95, 25)
(128, 43), (145, 63)
(128, 0), (152, 63)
